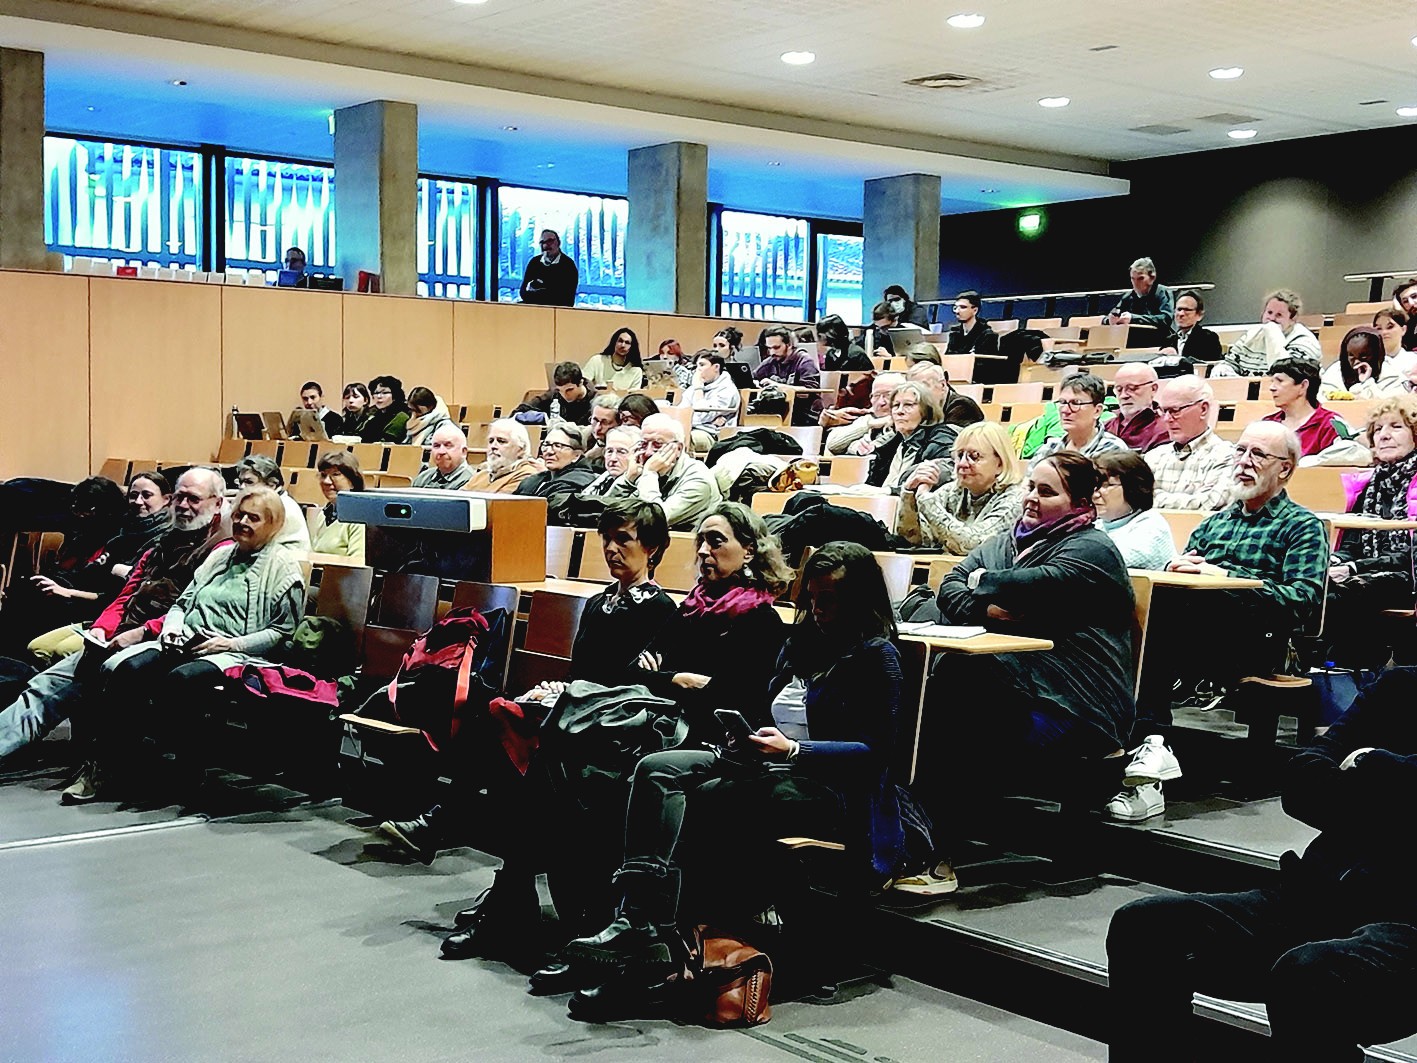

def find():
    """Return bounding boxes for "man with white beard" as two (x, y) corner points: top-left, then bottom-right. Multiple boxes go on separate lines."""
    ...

(0, 466), (227, 763)
(463, 419), (542, 494)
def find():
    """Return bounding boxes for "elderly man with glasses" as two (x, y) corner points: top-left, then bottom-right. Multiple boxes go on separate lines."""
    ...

(1144, 376), (1236, 510)
(412, 423), (473, 491)
(1103, 364), (1170, 452)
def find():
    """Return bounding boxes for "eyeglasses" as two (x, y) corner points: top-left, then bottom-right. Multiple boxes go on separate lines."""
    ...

(1056, 399), (1097, 410)
(891, 400), (920, 411)
(1096, 480), (1122, 490)
(372, 388), (393, 396)
(604, 446), (633, 458)
(1159, 399), (1203, 418)
(541, 440), (578, 452)
(173, 490), (213, 505)
(954, 449), (986, 463)
(1113, 383), (1155, 395)
(1233, 444), (1287, 466)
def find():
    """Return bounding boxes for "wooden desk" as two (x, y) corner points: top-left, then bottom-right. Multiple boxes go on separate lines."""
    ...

(1137, 570), (1264, 590)
(304, 551), (365, 568)
(1317, 513), (1417, 532)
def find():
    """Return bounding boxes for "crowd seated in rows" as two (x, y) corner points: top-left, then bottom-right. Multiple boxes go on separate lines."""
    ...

(1263, 356), (1355, 457)
(1029, 372), (1127, 465)
(604, 414), (721, 529)
(616, 393), (658, 429)
(815, 314), (872, 371)
(583, 393), (622, 467)
(64, 484), (306, 802)
(944, 290), (998, 355)
(517, 425), (597, 499)
(579, 426), (639, 498)
(1094, 450), (1176, 570)
(412, 424), (473, 490)
(1374, 306), (1414, 373)
(1104, 257), (1175, 339)
(363, 376), (411, 443)
(515, 362), (593, 426)
(905, 361), (984, 428)
(1215, 288), (1322, 376)
(0, 467), (228, 766)
(1161, 289), (1222, 363)
(1144, 376), (1236, 510)
(677, 350), (740, 451)
(1322, 395), (1417, 668)
(906, 420), (1025, 553)
(463, 420), (540, 493)
(583, 328), (645, 392)
(337, 382), (374, 440)
(822, 371), (904, 456)
(234, 456), (312, 552)
(403, 387), (453, 447)
(1321, 326), (1401, 400)
(309, 451), (365, 559)
(874, 381), (957, 493)
(1101, 364), (1168, 452)
(286, 381), (343, 440)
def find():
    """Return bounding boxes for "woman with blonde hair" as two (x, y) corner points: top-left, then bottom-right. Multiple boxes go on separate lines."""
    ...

(907, 420), (1025, 552)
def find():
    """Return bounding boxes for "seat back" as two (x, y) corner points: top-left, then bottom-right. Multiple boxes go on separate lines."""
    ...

(350, 443), (389, 474)
(373, 572), (440, 630)
(524, 591), (591, 658)
(826, 455), (871, 485)
(314, 564), (374, 650)
(872, 551), (918, 604)
(360, 625), (420, 682)
(546, 525), (579, 578)
(1129, 572), (1154, 701)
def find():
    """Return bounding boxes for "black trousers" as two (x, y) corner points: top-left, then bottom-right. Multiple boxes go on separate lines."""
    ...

(95, 644), (223, 766)
(1107, 888), (1417, 1061)
(1323, 572), (1414, 670)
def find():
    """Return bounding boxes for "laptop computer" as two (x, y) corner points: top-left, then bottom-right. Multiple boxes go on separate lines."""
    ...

(233, 413), (267, 441)
(723, 362), (756, 389)
(293, 409), (331, 440)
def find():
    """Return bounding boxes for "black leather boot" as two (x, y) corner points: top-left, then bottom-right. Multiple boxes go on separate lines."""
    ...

(560, 864), (680, 969)
(440, 868), (541, 961)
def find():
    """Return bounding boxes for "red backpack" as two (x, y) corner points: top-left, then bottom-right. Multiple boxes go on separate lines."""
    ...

(385, 607), (506, 751)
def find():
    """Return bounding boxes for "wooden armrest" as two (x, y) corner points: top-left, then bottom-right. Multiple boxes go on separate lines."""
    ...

(337, 713), (423, 736)
(1237, 675), (1312, 689)
(777, 836), (846, 851)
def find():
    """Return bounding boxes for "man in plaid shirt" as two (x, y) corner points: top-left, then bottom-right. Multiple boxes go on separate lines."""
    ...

(1136, 421), (1327, 733)
(1145, 376), (1236, 511)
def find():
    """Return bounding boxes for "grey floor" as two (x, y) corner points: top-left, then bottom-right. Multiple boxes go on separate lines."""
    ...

(1109, 795), (1319, 867)
(0, 775), (1105, 1063)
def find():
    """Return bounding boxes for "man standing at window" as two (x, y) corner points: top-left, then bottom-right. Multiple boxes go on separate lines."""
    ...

(519, 229), (579, 306)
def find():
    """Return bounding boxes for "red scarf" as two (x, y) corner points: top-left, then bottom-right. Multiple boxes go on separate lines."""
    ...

(678, 582), (778, 619)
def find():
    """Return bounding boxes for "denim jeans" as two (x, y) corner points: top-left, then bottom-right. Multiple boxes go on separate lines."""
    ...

(0, 651), (84, 760)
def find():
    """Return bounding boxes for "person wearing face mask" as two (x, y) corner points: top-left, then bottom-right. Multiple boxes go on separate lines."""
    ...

(907, 422), (1025, 552)
(0, 467), (228, 769)
(463, 419), (542, 494)
(920, 451), (1136, 888)
(883, 284), (931, 329)
(67, 485), (305, 802)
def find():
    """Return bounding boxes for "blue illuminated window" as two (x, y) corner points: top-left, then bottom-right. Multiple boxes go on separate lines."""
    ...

(718, 210), (808, 321)
(815, 233), (863, 322)
(497, 185), (626, 308)
(224, 155), (335, 280)
(418, 177), (479, 298)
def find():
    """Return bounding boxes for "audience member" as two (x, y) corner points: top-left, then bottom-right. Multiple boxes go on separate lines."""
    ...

(1219, 289), (1322, 375)
(519, 229), (579, 307)
(336, 382), (374, 439)
(1164, 289), (1222, 362)
(517, 426), (597, 499)
(0, 467), (227, 766)
(1102, 364), (1169, 452)
(1105, 257), (1175, 338)
(1263, 357), (1353, 456)
(561, 541), (914, 979)
(402, 387), (453, 447)
(1322, 396), (1417, 668)
(616, 393), (658, 428)
(1393, 277), (1417, 352)
(1108, 669), (1417, 1061)
(1094, 450), (1175, 570)
(905, 361), (985, 427)
(287, 381), (342, 439)
(1137, 422), (1326, 735)
(463, 420), (542, 494)
(363, 376), (410, 443)
(583, 329), (645, 392)
(1373, 308), (1415, 375)
(908, 421), (1025, 553)
(1145, 376), (1236, 510)
(583, 393), (623, 468)
(410, 424), (473, 490)
(605, 413), (721, 529)
(884, 284), (931, 329)
(70, 485), (305, 802)
(712, 325), (757, 370)
(816, 315), (872, 371)
(234, 456), (312, 551)
(1030, 372), (1127, 465)
(824, 372), (905, 456)
(864, 301), (899, 357)
(925, 452), (1134, 886)
(944, 290), (999, 355)
(1321, 327), (1402, 400)
(283, 246), (307, 283)
(900, 342), (942, 366)
(791, 327), (816, 362)
(754, 324), (822, 394)
(677, 350), (740, 451)
(310, 451), (365, 560)
(514, 362), (594, 426)
(579, 426), (640, 498)
(873, 381), (958, 492)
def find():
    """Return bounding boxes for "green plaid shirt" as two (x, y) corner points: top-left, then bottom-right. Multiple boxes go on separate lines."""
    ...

(1187, 490), (1328, 627)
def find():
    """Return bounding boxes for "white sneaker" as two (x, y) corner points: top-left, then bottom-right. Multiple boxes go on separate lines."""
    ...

(1123, 735), (1182, 787)
(60, 761), (102, 805)
(1106, 783), (1165, 822)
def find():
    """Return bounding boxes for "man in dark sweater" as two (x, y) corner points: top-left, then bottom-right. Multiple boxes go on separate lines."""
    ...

(1107, 668), (1417, 1061)
(944, 290), (999, 355)
(1105, 256), (1175, 342)
(513, 361), (593, 426)
(519, 229), (579, 306)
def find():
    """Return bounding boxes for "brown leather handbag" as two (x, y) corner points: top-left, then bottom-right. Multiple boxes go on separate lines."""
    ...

(691, 926), (774, 1026)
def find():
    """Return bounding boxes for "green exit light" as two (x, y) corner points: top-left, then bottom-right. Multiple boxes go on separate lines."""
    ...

(1017, 210), (1044, 237)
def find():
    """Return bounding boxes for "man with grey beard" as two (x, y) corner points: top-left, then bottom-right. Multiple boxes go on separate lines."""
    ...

(0, 467), (227, 762)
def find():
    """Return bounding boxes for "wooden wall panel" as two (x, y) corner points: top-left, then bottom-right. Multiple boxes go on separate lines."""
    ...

(553, 307), (651, 364)
(0, 272), (90, 480)
(89, 278), (224, 466)
(222, 286), (343, 417)
(452, 301), (555, 410)
(342, 294), (454, 401)
(648, 314), (803, 359)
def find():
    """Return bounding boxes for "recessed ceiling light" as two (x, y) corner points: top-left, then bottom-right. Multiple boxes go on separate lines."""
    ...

(1398, 106), (1417, 118)
(327, 113), (335, 135)
(452, 0), (490, 5)
(946, 13), (985, 29)
(1038, 96), (1070, 108)
(780, 51), (816, 65)
(1209, 66), (1243, 80)
(767, 161), (782, 167)
(85, 105), (96, 112)
(1411, 34), (1417, 47)
(1228, 128), (1258, 140)
(501, 125), (518, 131)
(169, 79), (187, 87)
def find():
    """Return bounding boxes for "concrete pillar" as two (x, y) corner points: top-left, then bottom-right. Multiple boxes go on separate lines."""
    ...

(0, 49), (48, 271)
(862, 173), (941, 322)
(333, 100), (418, 295)
(626, 141), (708, 314)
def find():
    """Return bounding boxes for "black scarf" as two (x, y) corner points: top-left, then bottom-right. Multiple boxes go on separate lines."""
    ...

(1359, 451), (1417, 559)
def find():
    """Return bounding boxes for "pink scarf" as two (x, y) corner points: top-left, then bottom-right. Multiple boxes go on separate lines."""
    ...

(678, 582), (778, 619)
(1013, 504), (1095, 560)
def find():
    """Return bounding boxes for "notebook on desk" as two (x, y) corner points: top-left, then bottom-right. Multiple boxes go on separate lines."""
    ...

(897, 622), (987, 639)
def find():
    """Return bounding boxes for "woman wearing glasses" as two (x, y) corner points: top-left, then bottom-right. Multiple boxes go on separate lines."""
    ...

(309, 451), (366, 561)
(868, 381), (958, 492)
(515, 424), (597, 499)
(906, 421), (1025, 552)
(1261, 357), (1355, 457)
(1030, 372), (1127, 466)
(360, 375), (410, 443)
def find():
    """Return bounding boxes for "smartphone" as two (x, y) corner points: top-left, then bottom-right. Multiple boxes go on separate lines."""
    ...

(714, 709), (755, 746)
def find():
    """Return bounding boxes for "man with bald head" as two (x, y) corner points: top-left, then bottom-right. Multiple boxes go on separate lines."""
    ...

(1144, 376), (1235, 510)
(606, 413), (721, 529)
(1103, 364), (1168, 452)
(412, 423), (473, 490)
